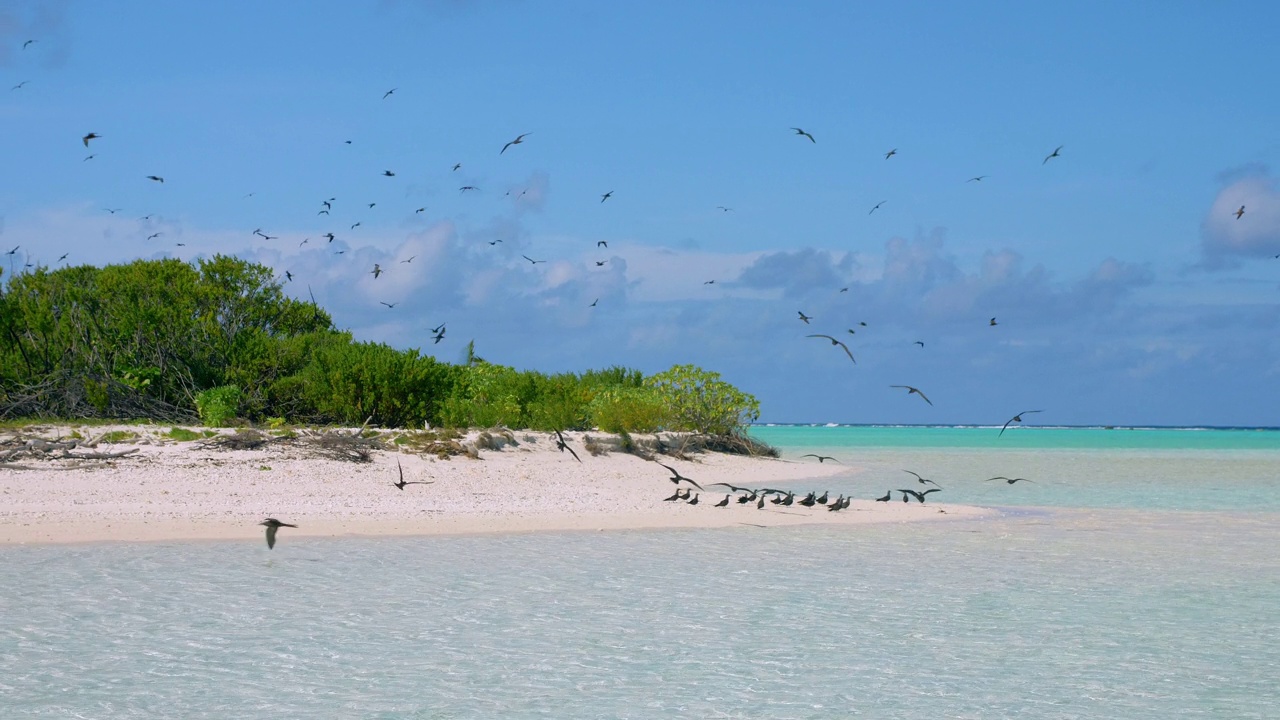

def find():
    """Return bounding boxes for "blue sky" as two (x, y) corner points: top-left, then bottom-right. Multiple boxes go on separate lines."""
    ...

(2, 0), (1278, 426)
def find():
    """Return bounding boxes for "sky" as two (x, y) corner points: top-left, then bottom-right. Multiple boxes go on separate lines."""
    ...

(1, 0), (1278, 426)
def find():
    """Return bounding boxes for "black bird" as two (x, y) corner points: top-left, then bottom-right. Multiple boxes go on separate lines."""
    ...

(10, 81), (28, 90)
(869, 201), (886, 215)
(595, 261), (607, 266)
(432, 327), (446, 344)
(999, 410), (1044, 436)
(990, 317), (998, 326)
(737, 492), (756, 504)
(875, 491), (892, 502)
(890, 385), (933, 406)
(716, 206), (733, 212)
(5, 245), (19, 256)
(801, 454), (838, 463)
(431, 322), (446, 334)
(402, 256), (416, 264)
(23, 39), (35, 49)
(884, 148), (897, 159)
(452, 163), (462, 171)
(898, 488), (942, 503)
(790, 127), (816, 143)
(714, 495), (730, 507)
(781, 492), (795, 506)
(459, 185), (478, 192)
(416, 207), (426, 214)
(392, 459), (433, 490)
(371, 264), (382, 279)
(351, 222), (362, 230)
(687, 493), (700, 505)
(663, 489), (682, 501)
(284, 271), (293, 282)
(522, 255), (545, 264)
(806, 334), (855, 364)
(798, 492), (816, 507)
(827, 495), (846, 511)
(658, 462), (703, 490)
(146, 232), (162, 240)
(903, 470), (941, 488)
(798, 311), (813, 324)
(501, 132), (531, 154)
(597, 241), (608, 247)
(259, 518), (297, 550)
(986, 476), (1034, 484)
(968, 175), (988, 183)
(553, 430), (582, 463)
(1042, 145), (1063, 164)
(914, 341), (925, 347)
(489, 240), (502, 245)
(380, 301), (397, 308)
(322, 200), (332, 210)
(1234, 205), (1245, 220)
(146, 175), (164, 183)
(58, 253), (69, 262)
(815, 491), (829, 504)
(383, 170), (396, 177)
(757, 495), (766, 509)
(704, 280), (715, 285)
(600, 191), (613, 203)
(383, 88), (397, 99)
(82, 132), (101, 147)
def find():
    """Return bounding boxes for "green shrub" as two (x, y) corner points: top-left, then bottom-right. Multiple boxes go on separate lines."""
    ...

(195, 385), (242, 427)
(588, 386), (669, 433)
(165, 427), (201, 441)
(100, 430), (137, 443)
(644, 364), (760, 435)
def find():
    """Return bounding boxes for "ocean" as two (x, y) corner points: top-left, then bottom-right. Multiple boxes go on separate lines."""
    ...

(2, 426), (1278, 718)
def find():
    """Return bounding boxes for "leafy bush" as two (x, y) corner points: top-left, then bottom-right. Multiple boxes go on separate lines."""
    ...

(165, 427), (201, 441)
(195, 385), (242, 427)
(645, 364), (760, 435)
(588, 386), (669, 433)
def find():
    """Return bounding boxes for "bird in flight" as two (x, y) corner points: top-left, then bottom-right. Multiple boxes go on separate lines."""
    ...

(806, 334), (855, 364)
(914, 340), (925, 348)
(392, 459), (432, 489)
(703, 280), (716, 285)
(401, 256), (416, 264)
(105, 208), (121, 214)
(594, 261), (607, 267)
(383, 170), (396, 177)
(58, 253), (69, 262)
(801, 454), (839, 463)
(890, 385), (933, 406)
(83, 154), (95, 161)
(5, 245), (19, 256)
(716, 206), (733, 212)
(522, 255), (545, 264)
(554, 430), (582, 463)
(790, 127), (816, 143)
(10, 81), (28, 90)
(898, 488), (941, 503)
(82, 132), (101, 147)
(323, 232), (335, 243)
(23, 40), (35, 49)
(967, 175), (988, 183)
(1042, 145), (1063, 164)
(657, 462), (703, 490)
(146, 232), (162, 240)
(259, 518), (297, 550)
(452, 163), (462, 171)
(459, 185), (478, 193)
(415, 207), (426, 214)
(285, 270), (293, 282)
(367, 202), (376, 208)
(501, 132), (531, 154)
(903, 470), (941, 488)
(597, 241), (608, 248)
(382, 88), (396, 99)
(589, 298), (598, 307)
(431, 326), (446, 344)
(488, 239), (503, 245)
(601, 191), (613, 203)
(986, 476), (1034, 484)
(350, 222), (361, 230)
(371, 264), (383, 279)
(990, 317), (998, 326)
(884, 148), (897, 159)
(380, 301), (397, 308)
(1235, 205), (1245, 219)
(869, 201), (886, 215)
(797, 311), (813, 324)
(999, 410), (1043, 436)
(146, 175), (164, 183)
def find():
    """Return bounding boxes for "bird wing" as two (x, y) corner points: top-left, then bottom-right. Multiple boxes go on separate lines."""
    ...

(265, 525), (278, 549)
(806, 334), (835, 341)
(707, 482), (751, 492)
(915, 388), (933, 406)
(903, 470), (923, 481)
(985, 476), (1010, 482)
(565, 443), (581, 463)
(834, 341), (856, 364)
(398, 458), (404, 485)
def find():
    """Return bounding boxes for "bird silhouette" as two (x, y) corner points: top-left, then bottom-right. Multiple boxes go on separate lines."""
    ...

(522, 255), (545, 265)
(146, 175), (164, 183)
(890, 385), (933, 406)
(553, 430), (582, 463)
(402, 256), (416, 264)
(806, 334), (855, 364)
(968, 175), (988, 183)
(657, 462), (703, 490)
(82, 132), (101, 147)
(790, 127), (816, 143)
(392, 459), (433, 490)
(382, 88), (397, 99)
(714, 495), (730, 507)
(380, 301), (397, 308)
(259, 518), (297, 549)
(986, 476), (1034, 484)
(914, 341), (925, 348)
(459, 185), (478, 192)
(501, 132), (531, 154)
(1042, 145), (1063, 164)
(801, 454), (838, 463)
(452, 163), (462, 171)
(903, 470), (941, 487)
(884, 148), (897, 159)
(600, 191), (613, 203)
(990, 317), (998, 326)
(10, 81), (28, 90)
(798, 311), (813, 324)
(999, 410), (1044, 436)
(146, 232), (162, 241)
(869, 201), (886, 214)
(815, 491), (829, 504)
(284, 271), (293, 282)
(875, 491), (891, 502)
(1235, 205), (1245, 219)
(597, 241), (608, 247)
(687, 493), (700, 505)
(898, 488), (941, 503)
(383, 170), (396, 177)
(589, 298), (598, 307)
(371, 264), (382, 279)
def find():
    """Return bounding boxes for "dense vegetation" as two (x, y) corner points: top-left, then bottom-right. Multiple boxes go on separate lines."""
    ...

(0, 257), (761, 436)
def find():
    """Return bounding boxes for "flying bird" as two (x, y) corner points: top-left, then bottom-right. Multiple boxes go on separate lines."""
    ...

(999, 410), (1043, 436)
(1235, 205), (1245, 219)
(1042, 145), (1062, 164)
(383, 170), (396, 177)
(595, 261), (607, 267)
(801, 454), (839, 463)
(323, 233), (335, 243)
(884, 148), (897, 159)
(898, 488), (941, 503)
(459, 185), (478, 192)
(351, 222), (361, 229)
(554, 430), (582, 463)
(10, 81), (28, 90)
(600, 191), (613, 203)
(259, 518), (297, 550)
(589, 298), (598, 307)
(797, 311), (813, 324)
(83, 155), (95, 161)
(657, 462), (703, 490)
(58, 253), (69, 262)
(82, 132), (101, 147)
(23, 40), (35, 49)
(716, 206), (733, 212)
(452, 163), (462, 171)
(146, 232), (162, 240)
(597, 241), (607, 247)
(371, 264), (382, 279)
(806, 334), (855, 364)
(522, 255), (545, 264)
(382, 88), (397, 99)
(990, 317), (998, 326)
(890, 385), (933, 406)
(914, 341), (925, 347)
(500, 132), (531, 154)
(986, 476), (1034, 484)
(869, 201), (886, 214)
(392, 459), (432, 490)
(415, 207), (426, 214)
(488, 239), (502, 245)
(967, 176), (988, 183)
(790, 127), (816, 143)
(284, 271), (293, 282)
(146, 175), (164, 183)
(401, 256), (416, 264)
(380, 301), (397, 308)
(903, 470), (941, 488)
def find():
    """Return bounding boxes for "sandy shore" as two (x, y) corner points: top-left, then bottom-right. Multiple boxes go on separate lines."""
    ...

(0, 425), (990, 545)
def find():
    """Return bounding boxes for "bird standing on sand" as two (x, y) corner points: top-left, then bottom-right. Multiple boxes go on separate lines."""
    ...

(715, 495), (730, 507)
(259, 518), (297, 549)
(875, 491), (891, 502)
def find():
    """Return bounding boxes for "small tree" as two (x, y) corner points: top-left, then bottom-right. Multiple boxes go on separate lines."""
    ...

(644, 364), (760, 435)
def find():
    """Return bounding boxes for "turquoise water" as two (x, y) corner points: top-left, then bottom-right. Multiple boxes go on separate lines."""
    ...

(4, 427), (1278, 717)
(751, 424), (1280, 451)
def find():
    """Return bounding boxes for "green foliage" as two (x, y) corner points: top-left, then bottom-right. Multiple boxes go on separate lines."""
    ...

(99, 430), (137, 443)
(588, 386), (669, 433)
(645, 364), (761, 435)
(165, 427), (201, 442)
(195, 385), (242, 427)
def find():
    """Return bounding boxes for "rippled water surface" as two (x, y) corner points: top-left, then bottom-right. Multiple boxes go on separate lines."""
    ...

(4, 429), (1279, 718)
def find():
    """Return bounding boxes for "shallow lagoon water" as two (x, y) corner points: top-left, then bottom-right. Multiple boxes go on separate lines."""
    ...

(3, 428), (1278, 718)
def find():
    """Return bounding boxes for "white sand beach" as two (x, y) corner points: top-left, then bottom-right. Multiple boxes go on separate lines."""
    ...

(0, 425), (989, 545)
